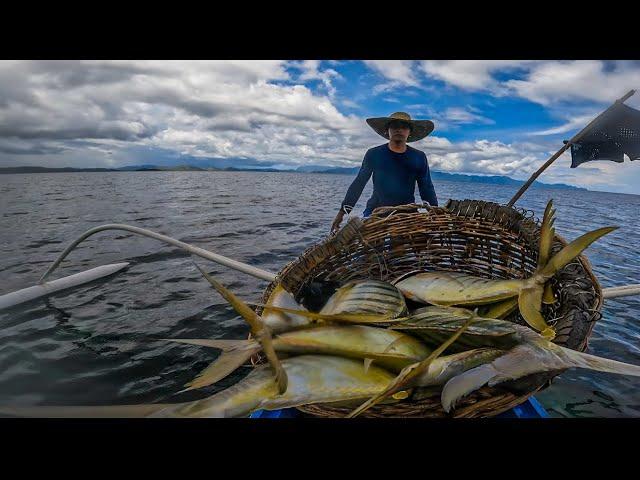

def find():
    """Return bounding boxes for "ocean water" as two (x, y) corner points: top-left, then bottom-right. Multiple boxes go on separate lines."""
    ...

(0, 171), (639, 417)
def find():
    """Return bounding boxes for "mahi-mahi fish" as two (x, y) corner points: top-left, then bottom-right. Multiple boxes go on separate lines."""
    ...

(0, 355), (405, 418)
(170, 275), (425, 392)
(441, 336), (640, 413)
(167, 324), (432, 391)
(393, 201), (617, 340)
(251, 279), (408, 324)
(394, 307), (640, 413)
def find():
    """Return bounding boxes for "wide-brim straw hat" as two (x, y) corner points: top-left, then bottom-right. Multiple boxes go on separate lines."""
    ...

(366, 111), (435, 142)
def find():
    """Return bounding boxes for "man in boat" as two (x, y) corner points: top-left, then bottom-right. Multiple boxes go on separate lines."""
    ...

(330, 112), (438, 234)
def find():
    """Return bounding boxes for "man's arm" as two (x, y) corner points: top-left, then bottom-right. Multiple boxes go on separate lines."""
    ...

(417, 153), (438, 207)
(340, 150), (374, 213)
(331, 151), (373, 234)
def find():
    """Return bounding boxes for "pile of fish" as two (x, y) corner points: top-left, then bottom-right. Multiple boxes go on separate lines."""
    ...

(3, 200), (639, 418)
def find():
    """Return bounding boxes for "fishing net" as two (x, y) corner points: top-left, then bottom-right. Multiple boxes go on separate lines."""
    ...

(254, 199), (602, 418)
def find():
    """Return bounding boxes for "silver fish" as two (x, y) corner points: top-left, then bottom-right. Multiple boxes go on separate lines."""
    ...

(441, 321), (640, 412)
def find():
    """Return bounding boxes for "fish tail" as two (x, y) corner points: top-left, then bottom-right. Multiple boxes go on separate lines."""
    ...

(518, 287), (556, 340)
(194, 263), (288, 394)
(163, 339), (261, 392)
(542, 283), (555, 305)
(441, 343), (640, 413)
(524, 225), (617, 335)
(539, 226), (618, 280)
(441, 364), (499, 413)
(538, 201), (557, 305)
(537, 200), (555, 269)
(560, 346), (640, 377)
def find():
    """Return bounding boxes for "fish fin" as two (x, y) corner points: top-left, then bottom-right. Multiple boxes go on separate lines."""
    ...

(537, 200), (555, 270)
(348, 313), (476, 418)
(480, 297), (519, 319)
(391, 390), (410, 400)
(363, 358), (374, 374)
(542, 283), (555, 304)
(162, 338), (256, 351)
(347, 363), (418, 418)
(180, 343), (262, 392)
(539, 226), (618, 280)
(559, 346), (640, 377)
(194, 263), (288, 394)
(0, 403), (176, 418)
(441, 364), (499, 413)
(518, 287), (556, 340)
(440, 340), (640, 413)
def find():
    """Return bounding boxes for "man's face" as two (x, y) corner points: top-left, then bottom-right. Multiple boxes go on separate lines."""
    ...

(388, 121), (411, 142)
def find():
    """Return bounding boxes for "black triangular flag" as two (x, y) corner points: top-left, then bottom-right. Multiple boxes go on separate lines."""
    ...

(570, 103), (640, 168)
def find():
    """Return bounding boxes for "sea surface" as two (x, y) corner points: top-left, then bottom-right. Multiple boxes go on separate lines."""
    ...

(1, 171), (639, 417)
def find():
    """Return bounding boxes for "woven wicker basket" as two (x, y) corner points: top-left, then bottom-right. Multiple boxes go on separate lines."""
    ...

(254, 199), (603, 418)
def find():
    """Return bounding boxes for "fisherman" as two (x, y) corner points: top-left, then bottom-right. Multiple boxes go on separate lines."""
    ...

(330, 112), (438, 234)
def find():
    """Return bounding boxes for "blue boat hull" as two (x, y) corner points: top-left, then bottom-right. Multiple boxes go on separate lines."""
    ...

(250, 396), (549, 418)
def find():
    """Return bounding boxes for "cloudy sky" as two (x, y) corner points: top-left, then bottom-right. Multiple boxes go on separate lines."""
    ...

(1, 60), (640, 194)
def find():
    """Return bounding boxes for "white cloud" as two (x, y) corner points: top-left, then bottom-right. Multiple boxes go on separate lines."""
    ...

(2, 60), (639, 194)
(364, 60), (640, 108)
(504, 61), (640, 106)
(444, 107), (494, 125)
(528, 113), (596, 136)
(0, 60), (369, 168)
(363, 60), (418, 86)
(419, 60), (531, 91)
(422, 136), (552, 177)
(363, 60), (422, 93)
(295, 60), (341, 98)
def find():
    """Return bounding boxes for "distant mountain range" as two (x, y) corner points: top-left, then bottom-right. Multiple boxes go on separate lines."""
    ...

(0, 163), (586, 191)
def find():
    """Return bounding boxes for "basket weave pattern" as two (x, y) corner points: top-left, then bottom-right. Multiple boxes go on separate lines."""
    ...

(255, 200), (603, 418)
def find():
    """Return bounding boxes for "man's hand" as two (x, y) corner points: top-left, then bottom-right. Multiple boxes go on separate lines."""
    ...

(330, 210), (346, 235)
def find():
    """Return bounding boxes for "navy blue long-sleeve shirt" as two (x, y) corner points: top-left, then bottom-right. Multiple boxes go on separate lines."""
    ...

(341, 143), (438, 215)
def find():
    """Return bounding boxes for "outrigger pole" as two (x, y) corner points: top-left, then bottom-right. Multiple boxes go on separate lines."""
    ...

(2, 219), (365, 312)
(39, 224), (277, 284)
(0, 224), (277, 312)
(1, 222), (639, 312)
(507, 89), (636, 207)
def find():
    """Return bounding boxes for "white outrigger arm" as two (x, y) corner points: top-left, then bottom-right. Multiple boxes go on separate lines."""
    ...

(0, 223), (638, 312)
(0, 224), (277, 312)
